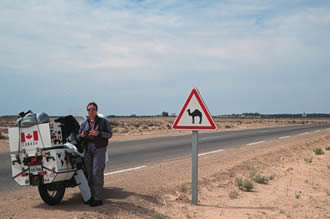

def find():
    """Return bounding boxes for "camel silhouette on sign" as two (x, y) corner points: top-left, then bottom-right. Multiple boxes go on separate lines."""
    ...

(187, 109), (202, 124)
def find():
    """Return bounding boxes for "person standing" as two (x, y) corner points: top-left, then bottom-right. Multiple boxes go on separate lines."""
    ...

(78, 102), (112, 207)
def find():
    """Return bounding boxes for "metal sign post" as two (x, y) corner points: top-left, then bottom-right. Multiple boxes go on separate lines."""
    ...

(172, 88), (217, 205)
(192, 130), (199, 205)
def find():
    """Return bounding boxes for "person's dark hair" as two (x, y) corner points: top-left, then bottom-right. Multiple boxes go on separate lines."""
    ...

(87, 102), (98, 111)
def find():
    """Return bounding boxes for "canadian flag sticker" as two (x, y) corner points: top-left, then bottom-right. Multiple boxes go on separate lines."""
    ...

(20, 131), (39, 143)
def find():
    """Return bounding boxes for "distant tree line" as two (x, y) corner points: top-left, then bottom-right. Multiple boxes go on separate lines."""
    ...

(217, 113), (330, 118)
(260, 113), (330, 118)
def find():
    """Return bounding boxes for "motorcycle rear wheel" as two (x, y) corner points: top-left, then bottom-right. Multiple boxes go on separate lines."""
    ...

(38, 182), (66, 205)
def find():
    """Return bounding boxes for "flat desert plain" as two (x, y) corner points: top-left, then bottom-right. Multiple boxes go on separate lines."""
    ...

(0, 117), (329, 218)
(0, 116), (329, 140)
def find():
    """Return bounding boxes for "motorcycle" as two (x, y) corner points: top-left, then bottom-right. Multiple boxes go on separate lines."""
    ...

(8, 111), (91, 205)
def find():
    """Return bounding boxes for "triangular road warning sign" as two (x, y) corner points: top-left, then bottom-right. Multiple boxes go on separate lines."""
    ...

(172, 88), (217, 130)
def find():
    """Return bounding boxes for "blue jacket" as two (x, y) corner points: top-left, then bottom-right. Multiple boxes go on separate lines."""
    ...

(77, 115), (112, 148)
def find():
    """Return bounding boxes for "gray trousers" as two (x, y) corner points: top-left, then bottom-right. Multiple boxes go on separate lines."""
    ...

(84, 144), (106, 201)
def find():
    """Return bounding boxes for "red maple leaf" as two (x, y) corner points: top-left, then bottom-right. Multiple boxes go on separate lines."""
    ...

(26, 134), (32, 139)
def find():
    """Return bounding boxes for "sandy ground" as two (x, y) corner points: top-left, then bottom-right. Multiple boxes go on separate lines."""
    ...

(0, 126), (329, 218)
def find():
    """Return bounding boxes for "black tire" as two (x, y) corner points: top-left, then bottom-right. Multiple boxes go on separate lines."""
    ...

(38, 183), (66, 205)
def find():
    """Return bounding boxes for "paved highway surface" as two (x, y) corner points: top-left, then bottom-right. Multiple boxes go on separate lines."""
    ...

(0, 124), (329, 192)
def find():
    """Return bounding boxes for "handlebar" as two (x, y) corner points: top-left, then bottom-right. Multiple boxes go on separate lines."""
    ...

(18, 110), (32, 118)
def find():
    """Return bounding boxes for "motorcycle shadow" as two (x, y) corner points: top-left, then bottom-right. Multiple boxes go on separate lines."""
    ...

(33, 187), (162, 217)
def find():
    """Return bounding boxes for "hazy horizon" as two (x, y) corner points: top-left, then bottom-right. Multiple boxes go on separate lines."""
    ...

(1, 111), (330, 118)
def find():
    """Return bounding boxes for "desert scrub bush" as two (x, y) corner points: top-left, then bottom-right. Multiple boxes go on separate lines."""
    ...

(147, 122), (154, 127)
(152, 213), (169, 219)
(248, 168), (257, 178)
(313, 148), (324, 155)
(235, 177), (254, 192)
(295, 191), (302, 199)
(133, 123), (140, 128)
(228, 191), (239, 199)
(325, 146), (330, 151)
(179, 184), (188, 193)
(326, 189), (330, 196)
(253, 174), (269, 184)
(304, 157), (313, 163)
(179, 182), (191, 194)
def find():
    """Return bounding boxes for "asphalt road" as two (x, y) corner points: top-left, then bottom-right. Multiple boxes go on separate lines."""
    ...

(1, 124), (329, 192)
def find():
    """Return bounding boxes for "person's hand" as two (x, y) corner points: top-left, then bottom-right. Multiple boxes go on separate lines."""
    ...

(80, 131), (87, 138)
(89, 130), (99, 137)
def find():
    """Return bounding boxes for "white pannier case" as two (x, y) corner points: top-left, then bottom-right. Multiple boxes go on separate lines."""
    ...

(9, 122), (75, 185)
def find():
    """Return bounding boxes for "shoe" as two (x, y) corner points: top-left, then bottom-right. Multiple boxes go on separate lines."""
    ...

(84, 197), (94, 205)
(90, 200), (103, 207)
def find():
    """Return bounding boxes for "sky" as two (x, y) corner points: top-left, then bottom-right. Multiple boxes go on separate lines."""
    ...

(0, 0), (329, 116)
